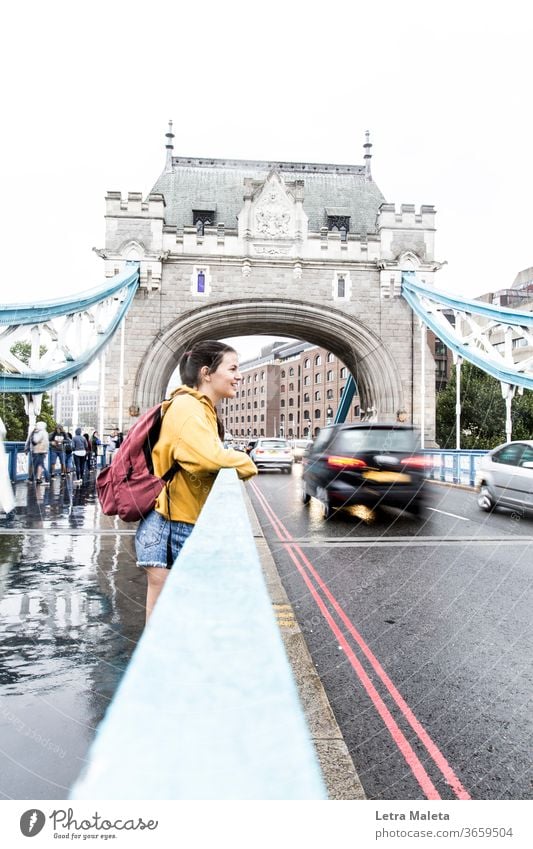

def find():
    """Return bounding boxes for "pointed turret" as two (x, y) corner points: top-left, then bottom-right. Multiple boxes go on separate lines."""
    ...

(165, 120), (175, 173)
(364, 130), (372, 181)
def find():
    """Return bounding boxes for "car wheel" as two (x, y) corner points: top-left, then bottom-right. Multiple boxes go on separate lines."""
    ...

(478, 485), (495, 512)
(301, 480), (311, 504)
(286, 465), (293, 475)
(320, 491), (333, 520)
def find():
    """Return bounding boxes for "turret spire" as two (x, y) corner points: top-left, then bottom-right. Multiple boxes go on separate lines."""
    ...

(364, 130), (372, 181)
(165, 119), (175, 173)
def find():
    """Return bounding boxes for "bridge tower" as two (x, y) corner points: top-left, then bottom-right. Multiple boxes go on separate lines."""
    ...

(97, 125), (441, 444)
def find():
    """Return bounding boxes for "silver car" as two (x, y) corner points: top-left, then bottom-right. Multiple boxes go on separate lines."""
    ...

(250, 438), (294, 473)
(476, 440), (533, 512)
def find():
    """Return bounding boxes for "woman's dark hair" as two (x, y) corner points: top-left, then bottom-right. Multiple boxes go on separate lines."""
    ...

(179, 340), (235, 387)
(179, 340), (236, 439)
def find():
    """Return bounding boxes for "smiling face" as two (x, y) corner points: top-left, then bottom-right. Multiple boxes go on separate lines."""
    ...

(198, 350), (241, 404)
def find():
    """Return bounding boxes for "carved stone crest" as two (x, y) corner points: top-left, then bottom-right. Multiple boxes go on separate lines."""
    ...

(253, 174), (294, 240)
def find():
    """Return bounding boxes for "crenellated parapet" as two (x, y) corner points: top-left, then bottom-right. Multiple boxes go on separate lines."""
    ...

(105, 191), (166, 218)
(378, 203), (436, 268)
(104, 192), (166, 278)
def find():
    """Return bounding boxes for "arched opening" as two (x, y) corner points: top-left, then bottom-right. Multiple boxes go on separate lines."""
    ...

(132, 299), (405, 420)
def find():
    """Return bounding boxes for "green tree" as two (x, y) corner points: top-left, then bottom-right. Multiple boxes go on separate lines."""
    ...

(0, 342), (56, 440)
(436, 360), (533, 449)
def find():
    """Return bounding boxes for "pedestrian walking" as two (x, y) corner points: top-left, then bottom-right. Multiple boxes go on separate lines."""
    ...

(49, 424), (67, 476)
(83, 433), (93, 475)
(91, 431), (102, 469)
(72, 428), (88, 485)
(25, 421), (50, 485)
(106, 429), (119, 465)
(135, 340), (257, 621)
(64, 431), (74, 474)
(0, 416), (15, 515)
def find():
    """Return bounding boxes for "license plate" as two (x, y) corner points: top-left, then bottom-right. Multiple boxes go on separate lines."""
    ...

(363, 470), (411, 483)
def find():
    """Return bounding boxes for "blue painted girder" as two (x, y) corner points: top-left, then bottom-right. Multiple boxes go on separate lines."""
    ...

(402, 272), (533, 390)
(0, 265), (139, 393)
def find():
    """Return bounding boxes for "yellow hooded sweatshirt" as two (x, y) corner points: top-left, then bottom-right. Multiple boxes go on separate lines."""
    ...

(152, 386), (257, 523)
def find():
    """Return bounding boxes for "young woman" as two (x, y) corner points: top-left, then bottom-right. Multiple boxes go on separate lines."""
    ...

(135, 340), (257, 621)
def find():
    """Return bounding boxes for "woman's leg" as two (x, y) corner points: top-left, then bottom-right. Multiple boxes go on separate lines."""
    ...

(143, 567), (169, 623)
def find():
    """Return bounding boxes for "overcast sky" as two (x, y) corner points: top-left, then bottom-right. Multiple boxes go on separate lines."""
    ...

(1, 0), (531, 363)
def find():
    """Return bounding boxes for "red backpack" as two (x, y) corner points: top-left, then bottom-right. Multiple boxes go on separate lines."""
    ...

(96, 402), (178, 522)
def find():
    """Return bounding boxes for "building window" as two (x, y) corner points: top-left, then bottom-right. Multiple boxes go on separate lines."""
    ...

(193, 209), (215, 236)
(315, 354), (321, 366)
(340, 366), (347, 378)
(289, 382), (294, 391)
(280, 399), (285, 407)
(327, 215), (350, 240)
(191, 265), (211, 297)
(288, 398), (294, 406)
(314, 391), (321, 401)
(280, 384), (285, 392)
(281, 370), (286, 378)
(327, 370), (333, 382)
(314, 409), (321, 419)
(303, 410), (310, 420)
(288, 413), (294, 423)
(326, 388), (334, 400)
(354, 405), (360, 417)
(303, 392), (310, 402)
(332, 270), (351, 301)
(289, 367), (294, 376)
(304, 375), (310, 386)
(315, 373), (321, 383)
(304, 358), (310, 368)
(327, 352), (335, 362)
(261, 400), (265, 407)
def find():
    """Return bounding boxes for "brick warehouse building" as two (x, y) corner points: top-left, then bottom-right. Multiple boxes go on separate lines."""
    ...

(221, 340), (363, 439)
(221, 336), (449, 439)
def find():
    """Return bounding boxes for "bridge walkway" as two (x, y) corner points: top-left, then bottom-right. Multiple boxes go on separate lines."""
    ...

(0, 471), (363, 800)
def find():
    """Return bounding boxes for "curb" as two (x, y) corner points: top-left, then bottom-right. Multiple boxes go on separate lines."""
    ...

(243, 486), (366, 801)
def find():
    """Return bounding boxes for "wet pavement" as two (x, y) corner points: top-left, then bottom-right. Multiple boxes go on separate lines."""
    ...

(0, 473), (145, 799)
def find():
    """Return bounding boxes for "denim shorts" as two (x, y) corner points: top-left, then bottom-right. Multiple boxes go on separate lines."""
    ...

(135, 509), (194, 569)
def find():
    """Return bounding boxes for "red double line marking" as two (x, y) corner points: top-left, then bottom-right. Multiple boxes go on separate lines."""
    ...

(250, 480), (471, 801)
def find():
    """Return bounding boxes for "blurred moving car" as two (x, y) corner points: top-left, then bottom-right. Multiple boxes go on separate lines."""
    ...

(292, 438), (313, 462)
(301, 423), (429, 518)
(475, 440), (533, 512)
(250, 438), (293, 473)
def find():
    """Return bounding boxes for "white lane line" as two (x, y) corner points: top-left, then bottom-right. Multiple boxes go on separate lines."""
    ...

(428, 507), (470, 521)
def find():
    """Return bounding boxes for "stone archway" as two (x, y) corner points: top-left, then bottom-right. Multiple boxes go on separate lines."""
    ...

(133, 299), (405, 418)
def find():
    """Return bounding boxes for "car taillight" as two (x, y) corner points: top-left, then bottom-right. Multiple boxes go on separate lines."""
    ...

(256, 449), (264, 454)
(327, 455), (367, 469)
(403, 456), (432, 469)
